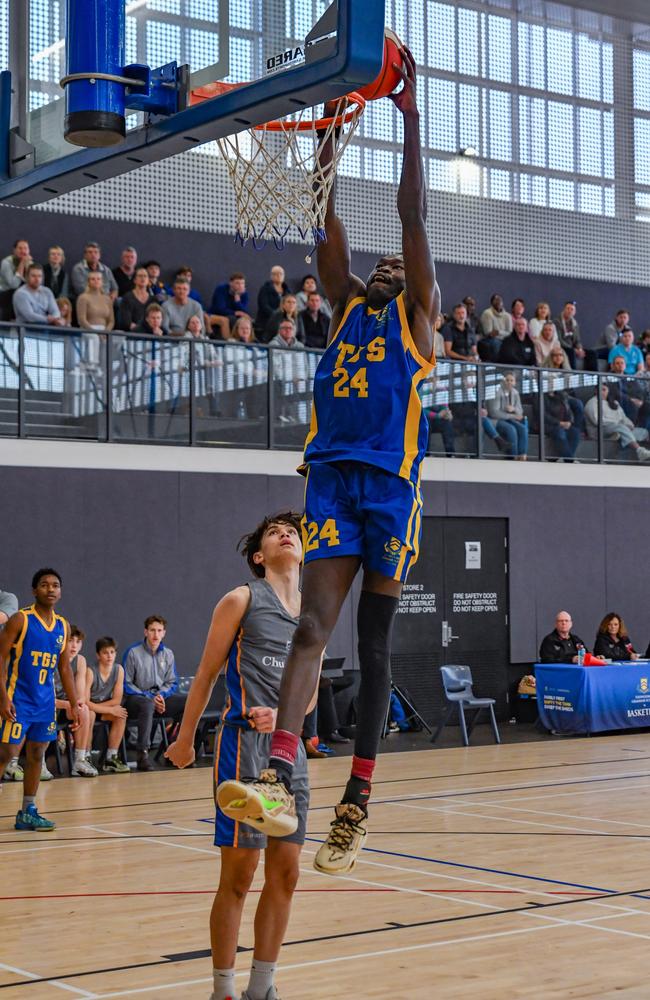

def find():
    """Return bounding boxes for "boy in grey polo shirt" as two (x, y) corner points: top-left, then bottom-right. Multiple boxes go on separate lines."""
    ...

(122, 614), (186, 771)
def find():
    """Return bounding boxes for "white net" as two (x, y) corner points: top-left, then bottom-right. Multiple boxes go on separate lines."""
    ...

(216, 95), (365, 257)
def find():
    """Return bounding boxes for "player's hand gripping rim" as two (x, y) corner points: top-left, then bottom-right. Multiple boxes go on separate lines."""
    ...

(389, 44), (418, 116)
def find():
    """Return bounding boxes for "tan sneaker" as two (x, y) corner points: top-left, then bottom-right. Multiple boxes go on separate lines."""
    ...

(216, 769), (298, 838)
(313, 803), (367, 875)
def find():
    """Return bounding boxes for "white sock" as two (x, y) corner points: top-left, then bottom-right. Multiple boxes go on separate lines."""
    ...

(74, 749), (85, 764)
(246, 959), (277, 1000)
(106, 748), (117, 760)
(212, 967), (236, 1000)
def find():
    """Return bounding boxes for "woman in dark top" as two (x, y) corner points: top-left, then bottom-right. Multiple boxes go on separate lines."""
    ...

(255, 264), (289, 340)
(594, 613), (639, 661)
(118, 266), (155, 331)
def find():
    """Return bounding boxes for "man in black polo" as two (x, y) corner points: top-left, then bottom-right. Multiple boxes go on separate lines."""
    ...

(498, 317), (537, 368)
(539, 611), (587, 663)
(443, 303), (478, 362)
(297, 291), (329, 349)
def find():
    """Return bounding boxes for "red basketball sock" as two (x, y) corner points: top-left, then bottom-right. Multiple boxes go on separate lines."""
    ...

(350, 755), (375, 783)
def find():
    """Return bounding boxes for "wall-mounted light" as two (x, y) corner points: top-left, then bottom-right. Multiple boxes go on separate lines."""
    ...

(460, 146), (478, 158)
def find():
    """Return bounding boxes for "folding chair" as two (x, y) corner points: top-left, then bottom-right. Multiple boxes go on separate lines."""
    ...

(431, 665), (501, 747)
(54, 719), (75, 775)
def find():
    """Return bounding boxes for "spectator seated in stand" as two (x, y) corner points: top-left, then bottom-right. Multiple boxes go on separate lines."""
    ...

(539, 611), (587, 663)
(144, 260), (167, 303)
(265, 293), (299, 341)
(184, 313), (208, 339)
(533, 320), (564, 366)
(117, 266), (155, 331)
(256, 264), (289, 340)
(478, 293), (512, 361)
(610, 355), (650, 430)
(267, 317), (305, 350)
(112, 246), (138, 298)
(230, 314), (256, 343)
(12, 264), (65, 327)
(71, 241), (118, 301)
(638, 329), (650, 358)
(462, 295), (481, 340)
(57, 297), (73, 327)
(295, 273), (332, 317)
(87, 636), (130, 773)
(123, 614), (186, 772)
(162, 277), (204, 337)
(510, 298), (529, 333)
(498, 318), (537, 367)
(55, 625), (97, 777)
(486, 371), (529, 460)
(76, 271), (115, 331)
(528, 301), (557, 340)
(139, 301), (166, 336)
(209, 271), (250, 340)
(585, 382), (650, 462)
(554, 301), (586, 370)
(608, 329), (644, 375)
(541, 341), (571, 371)
(43, 245), (69, 300)
(296, 291), (330, 349)
(593, 613), (639, 662)
(0, 238), (32, 319)
(443, 303), (478, 361)
(425, 375), (455, 456)
(597, 309), (630, 363)
(543, 375), (582, 462)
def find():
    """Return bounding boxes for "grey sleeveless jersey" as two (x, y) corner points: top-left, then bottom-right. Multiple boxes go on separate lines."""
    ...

(90, 662), (120, 703)
(222, 578), (299, 727)
(54, 653), (77, 699)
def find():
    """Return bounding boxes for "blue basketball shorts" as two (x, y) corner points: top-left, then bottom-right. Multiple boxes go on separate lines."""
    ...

(0, 703), (57, 745)
(302, 461), (423, 583)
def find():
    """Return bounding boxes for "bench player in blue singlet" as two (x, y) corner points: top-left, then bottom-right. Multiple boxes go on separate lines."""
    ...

(217, 47), (440, 876)
(166, 513), (315, 1000)
(0, 568), (81, 830)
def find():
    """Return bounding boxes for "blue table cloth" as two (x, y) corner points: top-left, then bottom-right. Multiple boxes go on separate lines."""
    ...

(535, 661), (650, 734)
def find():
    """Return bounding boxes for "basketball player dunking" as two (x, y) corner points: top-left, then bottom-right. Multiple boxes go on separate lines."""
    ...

(166, 513), (314, 1000)
(217, 46), (439, 876)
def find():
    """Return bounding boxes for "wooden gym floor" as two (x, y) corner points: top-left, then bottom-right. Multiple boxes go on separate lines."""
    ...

(2, 734), (650, 999)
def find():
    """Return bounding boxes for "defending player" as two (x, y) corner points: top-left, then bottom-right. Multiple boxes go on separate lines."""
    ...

(218, 46), (439, 874)
(166, 513), (313, 1000)
(0, 568), (81, 830)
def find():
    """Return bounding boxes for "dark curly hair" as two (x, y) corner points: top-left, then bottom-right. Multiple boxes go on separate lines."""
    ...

(238, 512), (302, 578)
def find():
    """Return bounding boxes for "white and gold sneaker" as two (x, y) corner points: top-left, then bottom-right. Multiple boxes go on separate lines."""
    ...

(313, 802), (367, 875)
(217, 769), (297, 838)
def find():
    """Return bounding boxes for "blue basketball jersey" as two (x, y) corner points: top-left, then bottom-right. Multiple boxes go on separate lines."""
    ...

(5, 606), (68, 715)
(302, 292), (435, 484)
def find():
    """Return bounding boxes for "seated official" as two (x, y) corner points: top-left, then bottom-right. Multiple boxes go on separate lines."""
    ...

(539, 610), (587, 663)
(593, 613), (639, 661)
(122, 614), (186, 771)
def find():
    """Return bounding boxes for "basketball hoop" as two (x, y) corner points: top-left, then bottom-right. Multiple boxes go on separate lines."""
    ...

(190, 83), (365, 256)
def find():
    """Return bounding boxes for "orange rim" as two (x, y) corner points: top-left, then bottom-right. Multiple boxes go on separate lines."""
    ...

(189, 80), (366, 131)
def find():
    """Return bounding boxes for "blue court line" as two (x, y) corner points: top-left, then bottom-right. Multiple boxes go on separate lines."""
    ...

(304, 836), (613, 893)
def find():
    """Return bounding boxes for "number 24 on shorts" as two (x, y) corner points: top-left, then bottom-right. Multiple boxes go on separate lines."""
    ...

(303, 518), (341, 553)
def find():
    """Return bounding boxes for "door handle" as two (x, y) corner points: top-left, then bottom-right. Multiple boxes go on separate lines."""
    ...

(442, 621), (459, 647)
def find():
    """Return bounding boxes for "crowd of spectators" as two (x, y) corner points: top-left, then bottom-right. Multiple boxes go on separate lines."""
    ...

(0, 238), (336, 350)
(6, 236), (650, 369)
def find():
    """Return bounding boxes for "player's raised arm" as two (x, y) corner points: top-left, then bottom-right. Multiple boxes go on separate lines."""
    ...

(316, 105), (366, 329)
(165, 585), (250, 768)
(389, 46), (440, 359)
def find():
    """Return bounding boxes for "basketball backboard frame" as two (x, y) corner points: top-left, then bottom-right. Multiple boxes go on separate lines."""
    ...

(0, 0), (386, 208)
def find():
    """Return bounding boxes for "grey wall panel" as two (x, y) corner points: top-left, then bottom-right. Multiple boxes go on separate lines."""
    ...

(1, 465), (647, 674)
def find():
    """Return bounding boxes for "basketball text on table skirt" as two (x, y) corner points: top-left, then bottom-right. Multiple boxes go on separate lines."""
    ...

(535, 661), (650, 734)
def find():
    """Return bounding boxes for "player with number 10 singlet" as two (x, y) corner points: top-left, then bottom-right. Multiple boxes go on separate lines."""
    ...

(218, 46), (440, 876)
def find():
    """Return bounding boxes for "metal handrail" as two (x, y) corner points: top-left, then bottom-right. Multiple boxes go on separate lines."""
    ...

(0, 321), (646, 464)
